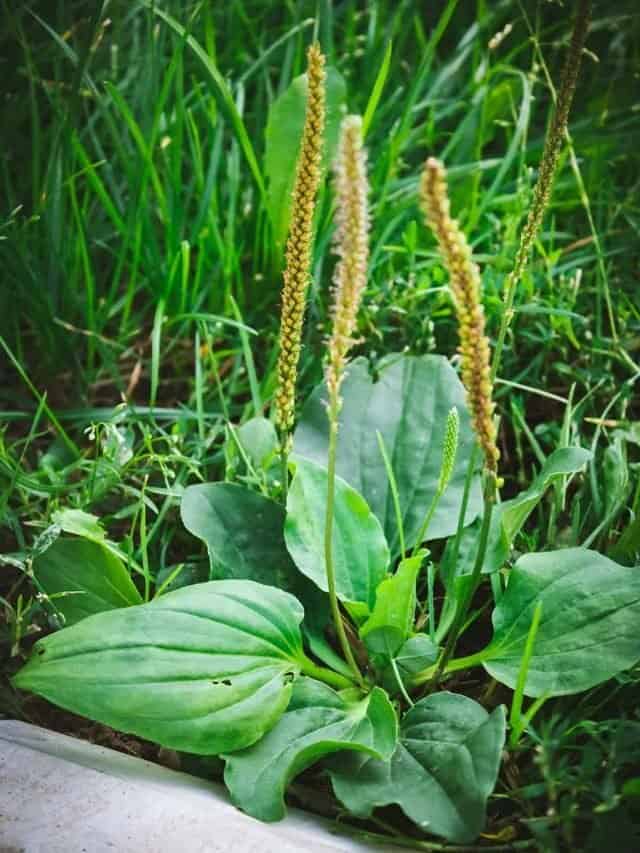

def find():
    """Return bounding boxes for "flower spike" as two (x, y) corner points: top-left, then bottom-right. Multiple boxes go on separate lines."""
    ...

(420, 158), (499, 475)
(275, 42), (326, 447)
(326, 115), (370, 412)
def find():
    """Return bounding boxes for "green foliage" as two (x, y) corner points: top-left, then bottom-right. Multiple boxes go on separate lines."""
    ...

(329, 693), (506, 844)
(488, 447), (592, 568)
(393, 634), (439, 675)
(379, 633), (441, 695)
(51, 508), (109, 542)
(360, 552), (423, 660)
(293, 355), (483, 557)
(3, 2), (640, 848)
(34, 537), (142, 625)
(181, 482), (298, 588)
(520, 701), (640, 849)
(284, 458), (389, 612)
(14, 580), (306, 754)
(224, 678), (397, 822)
(180, 476), (351, 678)
(228, 416), (279, 475)
(449, 445), (593, 579)
(482, 548), (640, 696)
(9, 348), (640, 846)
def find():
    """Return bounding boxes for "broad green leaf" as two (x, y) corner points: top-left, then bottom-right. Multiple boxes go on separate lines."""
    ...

(298, 582), (354, 680)
(285, 458), (389, 610)
(293, 355), (483, 558)
(181, 483), (299, 590)
(14, 580), (306, 754)
(233, 416), (278, 470)
(394, 634), (439, 673)
(265, 67), (346, 251)
(380, 634), (440, 695)
(52, 508), (106, 541)
(329, 692), (506, 843)
(360, 553), (423, 659)
(499, 447), (591, 546)
(483, 548), (640, 696)
(180, 482), (353, 680)
(224, 678), (397, 822)
(34, 538), (142, 625)
(448, 446), (592, 577)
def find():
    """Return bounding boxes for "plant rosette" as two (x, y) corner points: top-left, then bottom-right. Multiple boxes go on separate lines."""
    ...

(14, 17), (639, 844)
(13, 352), (640, 846)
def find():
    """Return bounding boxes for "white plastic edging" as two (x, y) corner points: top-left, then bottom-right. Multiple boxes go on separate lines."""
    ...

(0, 720), (406, 853)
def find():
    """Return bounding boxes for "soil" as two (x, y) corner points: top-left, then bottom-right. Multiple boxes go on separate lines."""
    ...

(17, 695), (182, 771)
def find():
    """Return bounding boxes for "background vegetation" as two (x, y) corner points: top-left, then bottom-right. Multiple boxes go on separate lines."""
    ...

(1, 1), (639, 849)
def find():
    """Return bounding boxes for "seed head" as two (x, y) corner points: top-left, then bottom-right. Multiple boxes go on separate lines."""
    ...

(420, 158), (499, 474)
(505, 0), (591, 323)
(326, 115), (370, 413)
(275, 42), (326, 440)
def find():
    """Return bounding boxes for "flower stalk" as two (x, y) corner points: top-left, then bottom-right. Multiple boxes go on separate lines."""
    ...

(428, 474), (497, 691)
(420, 160), (501, 687)
(324, 116), (370, 688)
(419, 1), (592, 690)
(275, 42), (326, 493)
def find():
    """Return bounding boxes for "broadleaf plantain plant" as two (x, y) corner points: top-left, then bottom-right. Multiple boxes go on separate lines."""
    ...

(13, 6), (640, 845)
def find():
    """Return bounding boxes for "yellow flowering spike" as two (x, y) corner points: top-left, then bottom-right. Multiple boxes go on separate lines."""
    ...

(326, 115), (370, 413)
(275, 42), (326, 441)
(420, 157), (499, 474)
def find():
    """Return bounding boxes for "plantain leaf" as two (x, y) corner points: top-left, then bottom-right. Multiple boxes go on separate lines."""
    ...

(52, 508), (107, 542)
(13, 580), (306, 755)
(284, 458), (389, 611)
(482, 548), (640, 696)
(497, 447), (591, 547)
(232, 416), (279, 471)
(360, 553), (423, 660)
(181, 482), (353, 679)
(394, 634), (439, 673)
(34, 537), (142, 625)
(224, 678), (397, 822)
(181, 482), (298, 589)
(329, 692), (506, 843)
(441, 446), (592, 610)
(380, 634), (440, 694)
(293, 355), (483, 558)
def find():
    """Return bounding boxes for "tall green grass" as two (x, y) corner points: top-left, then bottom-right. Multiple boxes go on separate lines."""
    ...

(2, 2), (637, 392)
